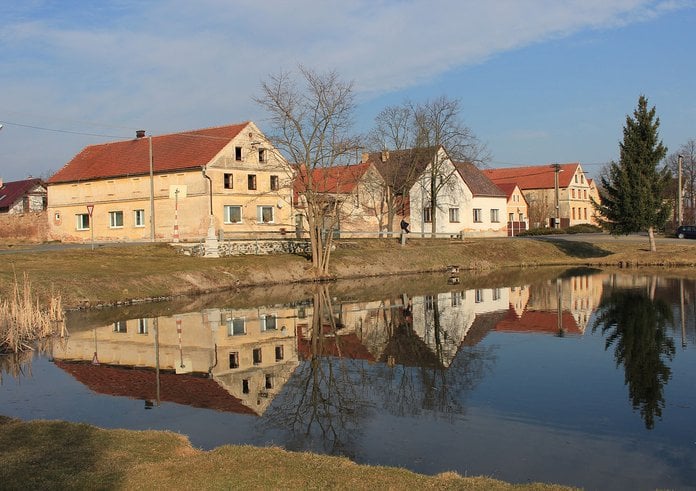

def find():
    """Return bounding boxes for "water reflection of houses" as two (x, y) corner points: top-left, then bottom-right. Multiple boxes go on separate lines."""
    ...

(52, 305), (300, 415)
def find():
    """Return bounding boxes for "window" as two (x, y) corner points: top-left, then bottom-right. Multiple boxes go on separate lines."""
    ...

(451, 291), (462, 307)
(583, 189), (587, 199)
(235, 147), (242, 161)
(572, 189), (576, 199)
(224, 205), (242, 224)
(258, 148), (266, 163)
(270, 175), (279, 191)
(275, 345), (284, 361)
(229, 352), (239, 369)
(253, 348), (262, 365)
(519, 212), (524, 222)
(584, 208), (588, 220)
(224, 173), (233, 189)
(137, 319), (148, 334)
(114, 321), (127, 333)
(134, 209), (145, 227)
(265, 375), (273, 389)
(425, 295), (435, 311)
(248, 174), (257, 190)
(572, 207), (576, 220)
(492, 288), (501, 301)
(242, 379), (250, 393)
(227, 317), (245, 336)
(473, 209), (482, 223)
(448, 208), (459, 223)
(423, 207), (432, 223)
(490, 209), (500, 223)
(261, 314), (277, 331)
(475, 289), (484, 303)
(76, 214), (90, 230)
(509, 212), (514, 223)
(581, 174), (585, 183)
(109, 211), (124, 228)
(575, 175), (578, 183)
(257, 206), (274, 223)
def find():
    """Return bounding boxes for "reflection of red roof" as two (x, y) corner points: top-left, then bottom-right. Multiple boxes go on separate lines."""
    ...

(495, 306), (581, 335)
(483, 163), (580, 190)
(55, 361), (257, 415)
(49, 123), (248, 183)
(296, 324), (375, 361)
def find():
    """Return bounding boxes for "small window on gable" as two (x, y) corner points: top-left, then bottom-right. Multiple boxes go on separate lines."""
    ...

(270, 175), (279, 191)
(235, 147), (242, 161)
(224, 173), (233, 189)
(258, 148), (266, 163)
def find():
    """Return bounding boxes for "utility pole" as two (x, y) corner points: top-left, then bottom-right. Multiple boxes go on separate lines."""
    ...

(678, 155), (684, 226)
(149, 134), (155, 242)
(552, 163), (562, 228)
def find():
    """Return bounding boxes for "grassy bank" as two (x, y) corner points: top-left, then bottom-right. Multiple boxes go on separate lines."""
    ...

(0, 417), (573, 490)
(1, 236), (695, 309)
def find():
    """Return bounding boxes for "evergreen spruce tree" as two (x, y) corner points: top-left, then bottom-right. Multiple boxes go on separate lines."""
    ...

(596, 95), (670, 251)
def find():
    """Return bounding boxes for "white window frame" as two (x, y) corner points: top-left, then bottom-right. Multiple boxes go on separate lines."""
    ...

(227, 317), (246, 336)
(224, 205), (243, 224)
(423, 207), (432, 223)
(448, 208), (460, 223)
(134, 209), (145, 228)
(490, 209), (500, 223)
(473, 208), (482, 223)
(261, 314), (277, 331)
(257, 205), (274, 224)
(76, 214), (90, 231)
(109, 210), (124, 228)
(137, 318), (148, 334)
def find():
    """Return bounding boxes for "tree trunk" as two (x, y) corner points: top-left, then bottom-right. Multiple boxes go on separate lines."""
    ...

(648, 226), (657, 252)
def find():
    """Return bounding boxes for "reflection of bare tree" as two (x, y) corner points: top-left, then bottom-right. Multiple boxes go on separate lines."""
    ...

(379, 295), (495, 418)
(261, 284), (371, 458)
(0, 338), (54, 383)
(592, 288), (675, 429)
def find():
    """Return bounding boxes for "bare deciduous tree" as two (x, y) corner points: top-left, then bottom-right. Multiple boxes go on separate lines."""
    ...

(666, 139), (696, 224)
(255, 66), (357, 278)
(368, 96), (488, 233)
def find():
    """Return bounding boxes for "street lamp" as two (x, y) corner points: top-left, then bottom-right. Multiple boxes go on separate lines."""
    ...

(552, 163), (563, 228)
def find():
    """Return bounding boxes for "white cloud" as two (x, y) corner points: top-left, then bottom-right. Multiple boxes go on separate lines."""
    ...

(0, 0), (692, 180)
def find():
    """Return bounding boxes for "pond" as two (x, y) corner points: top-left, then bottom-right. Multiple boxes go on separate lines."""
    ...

(1, 268), (695, 490)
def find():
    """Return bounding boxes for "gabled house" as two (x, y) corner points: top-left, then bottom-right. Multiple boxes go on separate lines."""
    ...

(494, 182), (529, 235)
(452, 161), (508, 237)
(293, 162), (387, 236)
(47, 122), (294, 242)
(0, 177), (47, 214)
(483, 163), (596, 228)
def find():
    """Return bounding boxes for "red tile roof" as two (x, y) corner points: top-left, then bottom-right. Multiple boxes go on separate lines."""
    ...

(452, 161), (506, 197)
(48, 123), (249, 184)
(0, 178), (45, 211)
(294, 162), (372, 195)
(296, 324), (375, 362)
(483, 163), (581, 190)
(55, 360), (257, 415)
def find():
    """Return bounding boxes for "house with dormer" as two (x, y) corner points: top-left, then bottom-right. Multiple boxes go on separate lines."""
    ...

(483, 163), (596, 229)
(47, 122), (294, 242)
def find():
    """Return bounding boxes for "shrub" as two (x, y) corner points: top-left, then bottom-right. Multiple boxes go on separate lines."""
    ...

(565, 224), (603, 234)
(518, 227), (566, 237)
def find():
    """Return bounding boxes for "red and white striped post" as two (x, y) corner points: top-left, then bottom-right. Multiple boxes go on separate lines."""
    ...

(173, 188), (180, 242)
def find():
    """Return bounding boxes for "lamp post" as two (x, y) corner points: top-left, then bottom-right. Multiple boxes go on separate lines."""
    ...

(678, 155), (684, 227)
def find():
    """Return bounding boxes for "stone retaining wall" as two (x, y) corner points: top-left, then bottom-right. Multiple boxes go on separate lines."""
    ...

(176, 238), (312, 257)
(0, 211), (48, 242)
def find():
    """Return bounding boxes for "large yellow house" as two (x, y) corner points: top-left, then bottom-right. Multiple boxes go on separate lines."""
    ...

(47, 122), (294, 242)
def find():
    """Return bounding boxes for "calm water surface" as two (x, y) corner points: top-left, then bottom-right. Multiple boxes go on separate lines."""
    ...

(2, 269), (695, 490)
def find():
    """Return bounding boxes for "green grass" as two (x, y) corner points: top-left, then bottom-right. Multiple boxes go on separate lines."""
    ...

(0, 417), (575, 490)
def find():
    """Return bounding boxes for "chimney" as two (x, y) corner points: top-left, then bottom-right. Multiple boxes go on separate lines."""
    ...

(136, 130), (146, 139)
(361, 152), (369, 164)
(381, 150), (389, 162)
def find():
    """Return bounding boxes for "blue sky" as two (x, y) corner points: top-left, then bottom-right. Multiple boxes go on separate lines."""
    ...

(1, 0), (695, 182)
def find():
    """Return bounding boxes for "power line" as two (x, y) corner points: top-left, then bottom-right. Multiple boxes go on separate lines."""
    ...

(0, 120), (129, 140)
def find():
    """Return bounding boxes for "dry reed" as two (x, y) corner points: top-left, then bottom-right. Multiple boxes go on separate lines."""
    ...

(0, 272), (64, 353)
